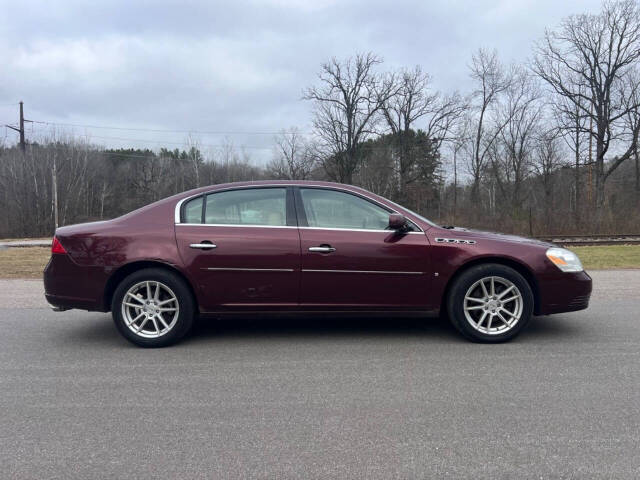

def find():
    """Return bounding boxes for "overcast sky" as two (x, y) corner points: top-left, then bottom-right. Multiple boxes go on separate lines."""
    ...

(0, 0), (604, 163)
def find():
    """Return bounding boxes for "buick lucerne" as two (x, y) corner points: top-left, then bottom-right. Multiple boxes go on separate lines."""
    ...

(44, 181), (592, 347)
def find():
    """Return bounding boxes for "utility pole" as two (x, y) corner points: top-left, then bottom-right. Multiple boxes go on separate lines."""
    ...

(5, 101), (31, 152)
(18, 101), (25, 151)
(52, 151), (59, 229)
(587, 103), (593, 204)
(452, 148), (457, 224)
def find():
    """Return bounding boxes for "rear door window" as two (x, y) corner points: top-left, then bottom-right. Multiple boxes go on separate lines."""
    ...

(204, 188), (287, 226)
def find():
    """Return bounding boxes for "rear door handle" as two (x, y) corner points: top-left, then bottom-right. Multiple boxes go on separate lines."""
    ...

(309, 245), (336, 253)
(190, 242), (217, 250)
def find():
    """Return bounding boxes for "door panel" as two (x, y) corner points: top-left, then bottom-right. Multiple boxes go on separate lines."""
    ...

(299, 229), (431, 308)
(174, 187), (300, 311)
(295, 186), (431, 308)
(175, 225), (300, 310)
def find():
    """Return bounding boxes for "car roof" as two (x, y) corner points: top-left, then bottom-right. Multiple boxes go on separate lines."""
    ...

(177, 180), (369, 196)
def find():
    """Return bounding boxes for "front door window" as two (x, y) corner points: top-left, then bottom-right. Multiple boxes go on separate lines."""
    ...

(299, 188), (390, 230)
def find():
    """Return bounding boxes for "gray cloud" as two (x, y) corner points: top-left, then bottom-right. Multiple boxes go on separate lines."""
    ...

(0, 0), (603, 162)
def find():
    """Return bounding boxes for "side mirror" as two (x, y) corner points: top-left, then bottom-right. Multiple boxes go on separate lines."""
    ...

(388, 213), (408, 232)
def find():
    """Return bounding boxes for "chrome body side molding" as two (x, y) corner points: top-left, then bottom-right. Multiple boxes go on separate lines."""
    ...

(203, 267), (294, 272)
(301, 269), (424, 275)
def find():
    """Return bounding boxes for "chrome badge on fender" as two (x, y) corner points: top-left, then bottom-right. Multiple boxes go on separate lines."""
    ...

(434, 238), (477, 245)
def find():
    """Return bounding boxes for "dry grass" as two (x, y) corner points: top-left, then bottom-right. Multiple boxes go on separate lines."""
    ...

(571, 244), (640, 270)
(0, 237), (50, 243)
(0, 244), (638, 279)
(0, 247), (50, 279)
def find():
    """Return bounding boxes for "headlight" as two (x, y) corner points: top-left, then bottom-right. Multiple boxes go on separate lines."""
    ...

(546, 247), (583, 272)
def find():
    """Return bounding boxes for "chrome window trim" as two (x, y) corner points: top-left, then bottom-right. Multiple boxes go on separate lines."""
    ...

(175, 223), (424, 234)
(301, 269), (424, 275)
(174, 183), (425, 232)
(175, 195), (196, 223)
(177, 223), (298, 229)
(174, 184), (291, 224)
(300, 226), (424, 234)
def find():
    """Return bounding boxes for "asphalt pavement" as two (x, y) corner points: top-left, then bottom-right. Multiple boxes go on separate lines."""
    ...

(0, 270), (639, 479)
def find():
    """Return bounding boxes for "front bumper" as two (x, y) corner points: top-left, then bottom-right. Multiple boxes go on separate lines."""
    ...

(537, 270), (592, 315)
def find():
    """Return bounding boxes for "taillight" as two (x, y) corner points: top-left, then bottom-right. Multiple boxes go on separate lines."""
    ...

(51, 236), (67, 254)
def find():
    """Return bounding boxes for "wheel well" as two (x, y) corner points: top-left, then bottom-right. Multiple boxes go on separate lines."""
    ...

(440, 257), (541, 315)
(103, 261), (198, 312)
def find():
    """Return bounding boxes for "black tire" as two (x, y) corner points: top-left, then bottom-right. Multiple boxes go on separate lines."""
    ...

(111, 268), (195, 347)
(446, 263), (533, 343)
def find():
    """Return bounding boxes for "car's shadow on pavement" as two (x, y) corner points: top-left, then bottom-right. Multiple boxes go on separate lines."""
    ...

(185, 312), (582, 344)
(188, 314), (458, 343)
(58, 311), (584, 348)
(54, 313), (457, 348)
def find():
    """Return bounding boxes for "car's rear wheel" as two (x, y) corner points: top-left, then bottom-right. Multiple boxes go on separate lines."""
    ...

(111, 268), (195, 347)
(447, 264), (533, 342)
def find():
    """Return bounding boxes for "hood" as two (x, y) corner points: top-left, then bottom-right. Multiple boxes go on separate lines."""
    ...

(440, 227), (555, 248)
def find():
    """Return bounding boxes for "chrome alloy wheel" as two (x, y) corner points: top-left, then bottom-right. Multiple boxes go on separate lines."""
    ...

(121, 281), (180, 338)
(463, 276), (523, 335)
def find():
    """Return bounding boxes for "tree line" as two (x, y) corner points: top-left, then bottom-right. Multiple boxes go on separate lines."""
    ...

(1, 0), (640, 238)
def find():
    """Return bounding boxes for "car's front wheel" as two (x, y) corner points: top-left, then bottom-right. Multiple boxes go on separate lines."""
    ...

(111, 268), (195, 347)
(447, 264), (533, 342)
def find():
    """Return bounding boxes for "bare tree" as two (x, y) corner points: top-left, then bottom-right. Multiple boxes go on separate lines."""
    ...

(533, 0), (640, 209)
(185, 134), (202, 188)
(267, 128), (315, 179)
(468, 48), (513, 203)
(532, 129), (565, 221)
(493, 69), (543, 210)
(448, 119), (471, 223)
(304, 53), (395, 183)
(620, 68), (640, 207)
(381, 66), (465, 199)
(549, 82), (590, 225)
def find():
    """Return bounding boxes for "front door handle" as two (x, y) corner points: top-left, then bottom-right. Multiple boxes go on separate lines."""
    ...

(190, 241), (217, 250)
(309, 245), (336, 253)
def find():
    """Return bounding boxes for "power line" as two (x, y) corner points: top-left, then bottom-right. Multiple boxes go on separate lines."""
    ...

(100, 151), (179, 159)
(26, 128), (276, 150)
(27, 126), (439, 153)
(30, 119), (314, 136)
(23, 107), (436, 153)
(81, 133), (274, 150)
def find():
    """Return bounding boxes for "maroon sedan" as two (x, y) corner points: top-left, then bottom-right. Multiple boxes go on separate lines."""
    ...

(44, 181), (591, 347)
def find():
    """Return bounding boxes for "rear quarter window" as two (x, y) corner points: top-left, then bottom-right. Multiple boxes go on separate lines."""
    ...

(182, 196), (203, 223)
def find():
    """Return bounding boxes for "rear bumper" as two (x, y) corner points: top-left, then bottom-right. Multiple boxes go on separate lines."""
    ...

(538, 270), (592, 315)
(47, 302), (68, 312)
(43, 255), (107, 312)
(45, 293), (102, 311)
